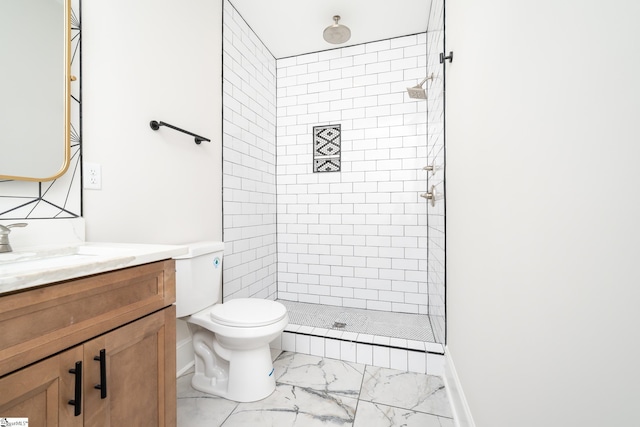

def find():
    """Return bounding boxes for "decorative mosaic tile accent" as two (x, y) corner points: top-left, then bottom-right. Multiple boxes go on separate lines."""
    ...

(313, 125), (341, 173)
(314, 158), (341, 172)
(314, 126), (341, 156)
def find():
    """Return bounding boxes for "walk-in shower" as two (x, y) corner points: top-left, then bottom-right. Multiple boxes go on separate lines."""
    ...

(221, 0), (446, 371)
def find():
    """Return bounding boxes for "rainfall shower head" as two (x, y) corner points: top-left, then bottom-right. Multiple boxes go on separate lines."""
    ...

(323, 15), (351, 44)
(407, 74), (434, 99)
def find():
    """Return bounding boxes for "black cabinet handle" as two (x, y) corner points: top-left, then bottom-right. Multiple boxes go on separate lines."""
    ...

(94, 349), (107, 399)
(68, 361), (82, 416)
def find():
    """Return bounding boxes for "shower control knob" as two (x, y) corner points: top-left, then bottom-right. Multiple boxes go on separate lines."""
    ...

(420, 186), (441, 207)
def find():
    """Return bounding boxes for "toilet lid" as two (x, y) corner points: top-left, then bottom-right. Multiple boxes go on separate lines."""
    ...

(210, 298), (287, 327)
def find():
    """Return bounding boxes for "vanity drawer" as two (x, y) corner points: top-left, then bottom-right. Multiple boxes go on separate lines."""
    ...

(0, 259), (175, 377)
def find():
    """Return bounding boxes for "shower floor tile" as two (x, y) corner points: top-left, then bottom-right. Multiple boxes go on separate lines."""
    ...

(278, 300), (441, 344)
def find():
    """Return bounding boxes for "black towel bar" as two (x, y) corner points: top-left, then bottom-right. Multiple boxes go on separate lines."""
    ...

(150, 120), (210, 144)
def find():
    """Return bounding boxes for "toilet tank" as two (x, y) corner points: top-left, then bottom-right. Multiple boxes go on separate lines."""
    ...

(174, 241), (224, 318)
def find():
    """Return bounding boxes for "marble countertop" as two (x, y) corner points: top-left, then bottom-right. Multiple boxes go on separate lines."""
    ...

(0, 242), (188, 295)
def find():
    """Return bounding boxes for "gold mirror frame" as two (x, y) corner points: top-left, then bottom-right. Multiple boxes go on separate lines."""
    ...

(0, 0), (71, 182)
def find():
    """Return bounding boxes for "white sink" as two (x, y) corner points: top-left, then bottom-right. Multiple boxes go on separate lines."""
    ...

(0, 243), (130, 261)
(0, 252), (112, 274)
(0, 244), (134, 277)
(0, 242), (188, 294)
(0, 244), (132, 266)
(0, 252), (37, 262)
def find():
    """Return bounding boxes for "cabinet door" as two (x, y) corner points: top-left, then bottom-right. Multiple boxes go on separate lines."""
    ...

(0, 346), (83, 427)
(83, 307), (176, 427)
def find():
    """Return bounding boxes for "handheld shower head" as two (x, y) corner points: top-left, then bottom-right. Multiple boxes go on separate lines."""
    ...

(406, 74), (434, 99)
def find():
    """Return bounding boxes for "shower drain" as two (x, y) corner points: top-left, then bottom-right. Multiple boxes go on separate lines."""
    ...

(332, 322), (347, 329)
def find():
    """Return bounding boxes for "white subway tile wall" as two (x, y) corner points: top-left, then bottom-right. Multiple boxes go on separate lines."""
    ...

(276, 32), (445, 316)
(222, 0), (278, 301)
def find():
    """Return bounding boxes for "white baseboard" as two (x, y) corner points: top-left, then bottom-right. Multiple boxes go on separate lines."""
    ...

(176, 337), (194, 377)
(443, 346), (476, 427)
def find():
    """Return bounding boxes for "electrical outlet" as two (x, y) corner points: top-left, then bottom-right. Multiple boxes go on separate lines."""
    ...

(83, 162), (102, 190)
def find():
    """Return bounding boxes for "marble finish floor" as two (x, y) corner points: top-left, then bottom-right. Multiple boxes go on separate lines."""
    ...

(178, 351), (453, 427)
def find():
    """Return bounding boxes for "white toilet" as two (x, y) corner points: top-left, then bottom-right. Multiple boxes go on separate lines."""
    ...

(175, 241), (288, 402)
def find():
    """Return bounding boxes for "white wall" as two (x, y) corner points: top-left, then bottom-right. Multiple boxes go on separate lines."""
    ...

(82, 0), (223, 376)
(446, 1), (640, 426)
(82, 0), (222, 244)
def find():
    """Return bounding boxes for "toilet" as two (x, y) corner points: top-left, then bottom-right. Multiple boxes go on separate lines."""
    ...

(175, 241), (288, 402)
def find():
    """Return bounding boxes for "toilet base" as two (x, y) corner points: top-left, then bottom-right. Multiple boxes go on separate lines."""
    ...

(190, 329), (277, 402)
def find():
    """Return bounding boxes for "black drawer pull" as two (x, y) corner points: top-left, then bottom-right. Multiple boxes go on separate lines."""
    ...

(94, 349), (107, 399)
(68, 361), (82, 416)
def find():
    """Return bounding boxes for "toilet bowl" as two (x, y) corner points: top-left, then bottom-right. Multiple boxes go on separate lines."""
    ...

(188, 298), (288, 402)
(175, 242), (288, 402)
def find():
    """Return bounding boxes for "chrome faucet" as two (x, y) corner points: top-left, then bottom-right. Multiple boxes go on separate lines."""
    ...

(0, 223), (28, 253)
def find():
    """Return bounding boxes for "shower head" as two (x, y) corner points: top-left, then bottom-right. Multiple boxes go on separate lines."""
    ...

(406, 74), (434, 99)
(323, 15), (351, 44)
(407, 86), (427, 99)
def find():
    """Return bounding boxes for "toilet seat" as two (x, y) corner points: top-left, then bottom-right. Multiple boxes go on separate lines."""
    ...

(210, 298), (287, 327)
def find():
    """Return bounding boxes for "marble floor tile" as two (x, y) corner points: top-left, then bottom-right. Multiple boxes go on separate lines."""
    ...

(223, 383), (358, 427)
(353, 401), (445, 427)
(177, 352), (455, 427)
(274, 352), (365, 399)
(177, 372), (238, 427)
(359, 366), (453, 418)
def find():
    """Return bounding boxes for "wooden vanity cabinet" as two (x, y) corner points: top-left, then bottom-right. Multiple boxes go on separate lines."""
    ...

(0, 260), (177, 426)
(83, 307), (175, 427)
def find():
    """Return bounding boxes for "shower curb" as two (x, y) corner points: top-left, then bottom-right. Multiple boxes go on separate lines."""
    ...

(272, 328), (445, 377)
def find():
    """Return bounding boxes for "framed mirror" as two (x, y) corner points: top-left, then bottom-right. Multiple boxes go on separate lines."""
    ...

(0, 0), (71, 181)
